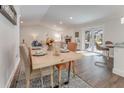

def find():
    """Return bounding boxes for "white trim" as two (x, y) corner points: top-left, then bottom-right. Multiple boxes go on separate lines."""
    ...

(113, 68), (124, 77)
(5, 58), (20, 88)
(109, 55), (113, 58)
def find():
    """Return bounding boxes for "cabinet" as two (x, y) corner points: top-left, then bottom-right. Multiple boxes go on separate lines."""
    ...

(113, 47), (124, 77)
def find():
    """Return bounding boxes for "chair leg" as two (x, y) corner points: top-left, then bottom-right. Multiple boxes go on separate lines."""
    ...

(106, 50), (109, 60)
(58, 67), (62, 87)
(108, 50), (109, 59)
(95, 50), (109, 67)
(72, 61), (76, 77)
(26, 79), (30, 88)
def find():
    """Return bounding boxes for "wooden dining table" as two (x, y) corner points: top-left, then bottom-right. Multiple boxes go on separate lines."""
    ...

(31, 49), (82, 87)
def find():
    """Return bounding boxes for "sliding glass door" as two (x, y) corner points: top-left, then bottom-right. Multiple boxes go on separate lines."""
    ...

(84, 27), (104, 54)
(85, 30), (93, 51)
(93, 29), (103, 53)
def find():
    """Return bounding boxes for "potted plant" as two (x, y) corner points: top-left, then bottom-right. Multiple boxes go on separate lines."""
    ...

(46, 37), (54, 51)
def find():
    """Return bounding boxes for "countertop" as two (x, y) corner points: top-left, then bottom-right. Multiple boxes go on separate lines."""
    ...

(114, 43), (124, 48)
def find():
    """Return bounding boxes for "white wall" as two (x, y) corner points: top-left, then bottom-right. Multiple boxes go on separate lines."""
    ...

(0, 6), (20, 87)
(104, 18), (124, 43)
(79, 17), (124, 56)
(103, 18), (124, 57)
(81, 17), (124, 44)
(20, 25), (81, 48)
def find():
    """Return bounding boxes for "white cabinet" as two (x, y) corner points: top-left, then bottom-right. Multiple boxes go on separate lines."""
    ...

(113, 47), (124, 77)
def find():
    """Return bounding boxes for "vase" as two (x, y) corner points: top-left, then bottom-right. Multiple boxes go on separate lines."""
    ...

(53, 46), (60, 56)
(47, 45), (53, 51)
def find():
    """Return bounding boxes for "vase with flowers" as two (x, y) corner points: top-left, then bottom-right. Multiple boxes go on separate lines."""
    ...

(46, 37), (54, 51)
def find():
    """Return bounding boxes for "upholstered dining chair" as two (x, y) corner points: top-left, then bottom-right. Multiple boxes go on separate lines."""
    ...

(105, 41), (113, 45)
(20, 44), (52, 88)
(56, 42), (77, 86)
(67, 42), (77, 76)
(105, 41), (114, 48)
(95, 42), (109, 66)
(95, 42), (109, 57)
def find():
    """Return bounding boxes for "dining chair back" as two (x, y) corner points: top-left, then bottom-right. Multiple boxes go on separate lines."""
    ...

(67, 42), (77, 52)
(56, 42), (78, 87)
(67, 42), (77, 73)
(20, 44), (53, 88)
(95, 42), (109, 51)
(95, 42), (103, 50)
(95, 42), (110, 67)
(20, 44), (31, 80)
(105, 41), (113, 45)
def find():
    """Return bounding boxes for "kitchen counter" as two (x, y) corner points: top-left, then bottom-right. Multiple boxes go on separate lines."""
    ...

(113, 44), (124, 77)
(114, 45), (124, 48)
(114, 43), (124, 48)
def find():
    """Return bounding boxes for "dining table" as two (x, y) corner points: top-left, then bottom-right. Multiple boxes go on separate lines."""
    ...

(31, 48), (82, 87)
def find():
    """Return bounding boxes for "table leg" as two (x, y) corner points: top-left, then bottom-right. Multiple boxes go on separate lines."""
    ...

(26, 79), (30, 88)
(68, 61), (71, 83)
(50, 66), (54, 88)
(64, 61), (71, 85)
(58, 66), (62, 87)
(40, 69), (44, 88)
(72, 61), (76, 78)
(54, 66), (62, 88)
(54, 61), (72, 88)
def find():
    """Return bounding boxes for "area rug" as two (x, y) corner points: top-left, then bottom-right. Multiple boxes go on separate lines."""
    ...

(11, 67), (91, 88)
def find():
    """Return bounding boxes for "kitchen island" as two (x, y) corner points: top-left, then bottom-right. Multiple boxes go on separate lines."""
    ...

(113, 44), (124, 77)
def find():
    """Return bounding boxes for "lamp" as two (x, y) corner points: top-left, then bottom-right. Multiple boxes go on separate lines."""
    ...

(31, 33), (38, 40)
(54, 33), (61, 41)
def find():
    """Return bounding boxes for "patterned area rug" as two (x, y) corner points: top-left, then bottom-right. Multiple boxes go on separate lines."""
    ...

(11, 65), (91, 88)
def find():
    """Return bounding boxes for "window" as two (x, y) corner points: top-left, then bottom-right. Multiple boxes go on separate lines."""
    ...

(121, 17), (124, 24)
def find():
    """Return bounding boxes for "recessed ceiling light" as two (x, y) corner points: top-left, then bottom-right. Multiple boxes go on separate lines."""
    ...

(20, 21), (23, 24)
(69, 17), (73, 20)
(59, 21), (63, 24)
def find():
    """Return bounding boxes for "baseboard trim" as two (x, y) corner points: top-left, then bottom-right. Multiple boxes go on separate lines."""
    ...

(5, 58), (20, 88)
(113, 68), (124, 77)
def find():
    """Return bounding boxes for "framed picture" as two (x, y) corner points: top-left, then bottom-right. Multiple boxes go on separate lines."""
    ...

(75, 32), (79, 37)
(0, 5), (17, 25)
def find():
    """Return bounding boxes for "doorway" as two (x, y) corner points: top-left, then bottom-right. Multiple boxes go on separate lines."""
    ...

(84, 27), (104, 54)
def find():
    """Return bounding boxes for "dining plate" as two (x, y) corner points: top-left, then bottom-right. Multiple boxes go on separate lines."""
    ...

(32, 53), (46, 56)
(32, 47), (42, 50)
(60, 49), (70, 53)
(32, 51), (47, 56)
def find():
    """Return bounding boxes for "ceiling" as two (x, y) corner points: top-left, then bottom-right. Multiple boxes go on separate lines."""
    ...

(20, 5), (124, 28)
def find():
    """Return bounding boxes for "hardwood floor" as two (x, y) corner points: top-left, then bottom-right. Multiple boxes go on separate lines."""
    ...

(10, 51), (124, 88)
(75, 52), (124, 88)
